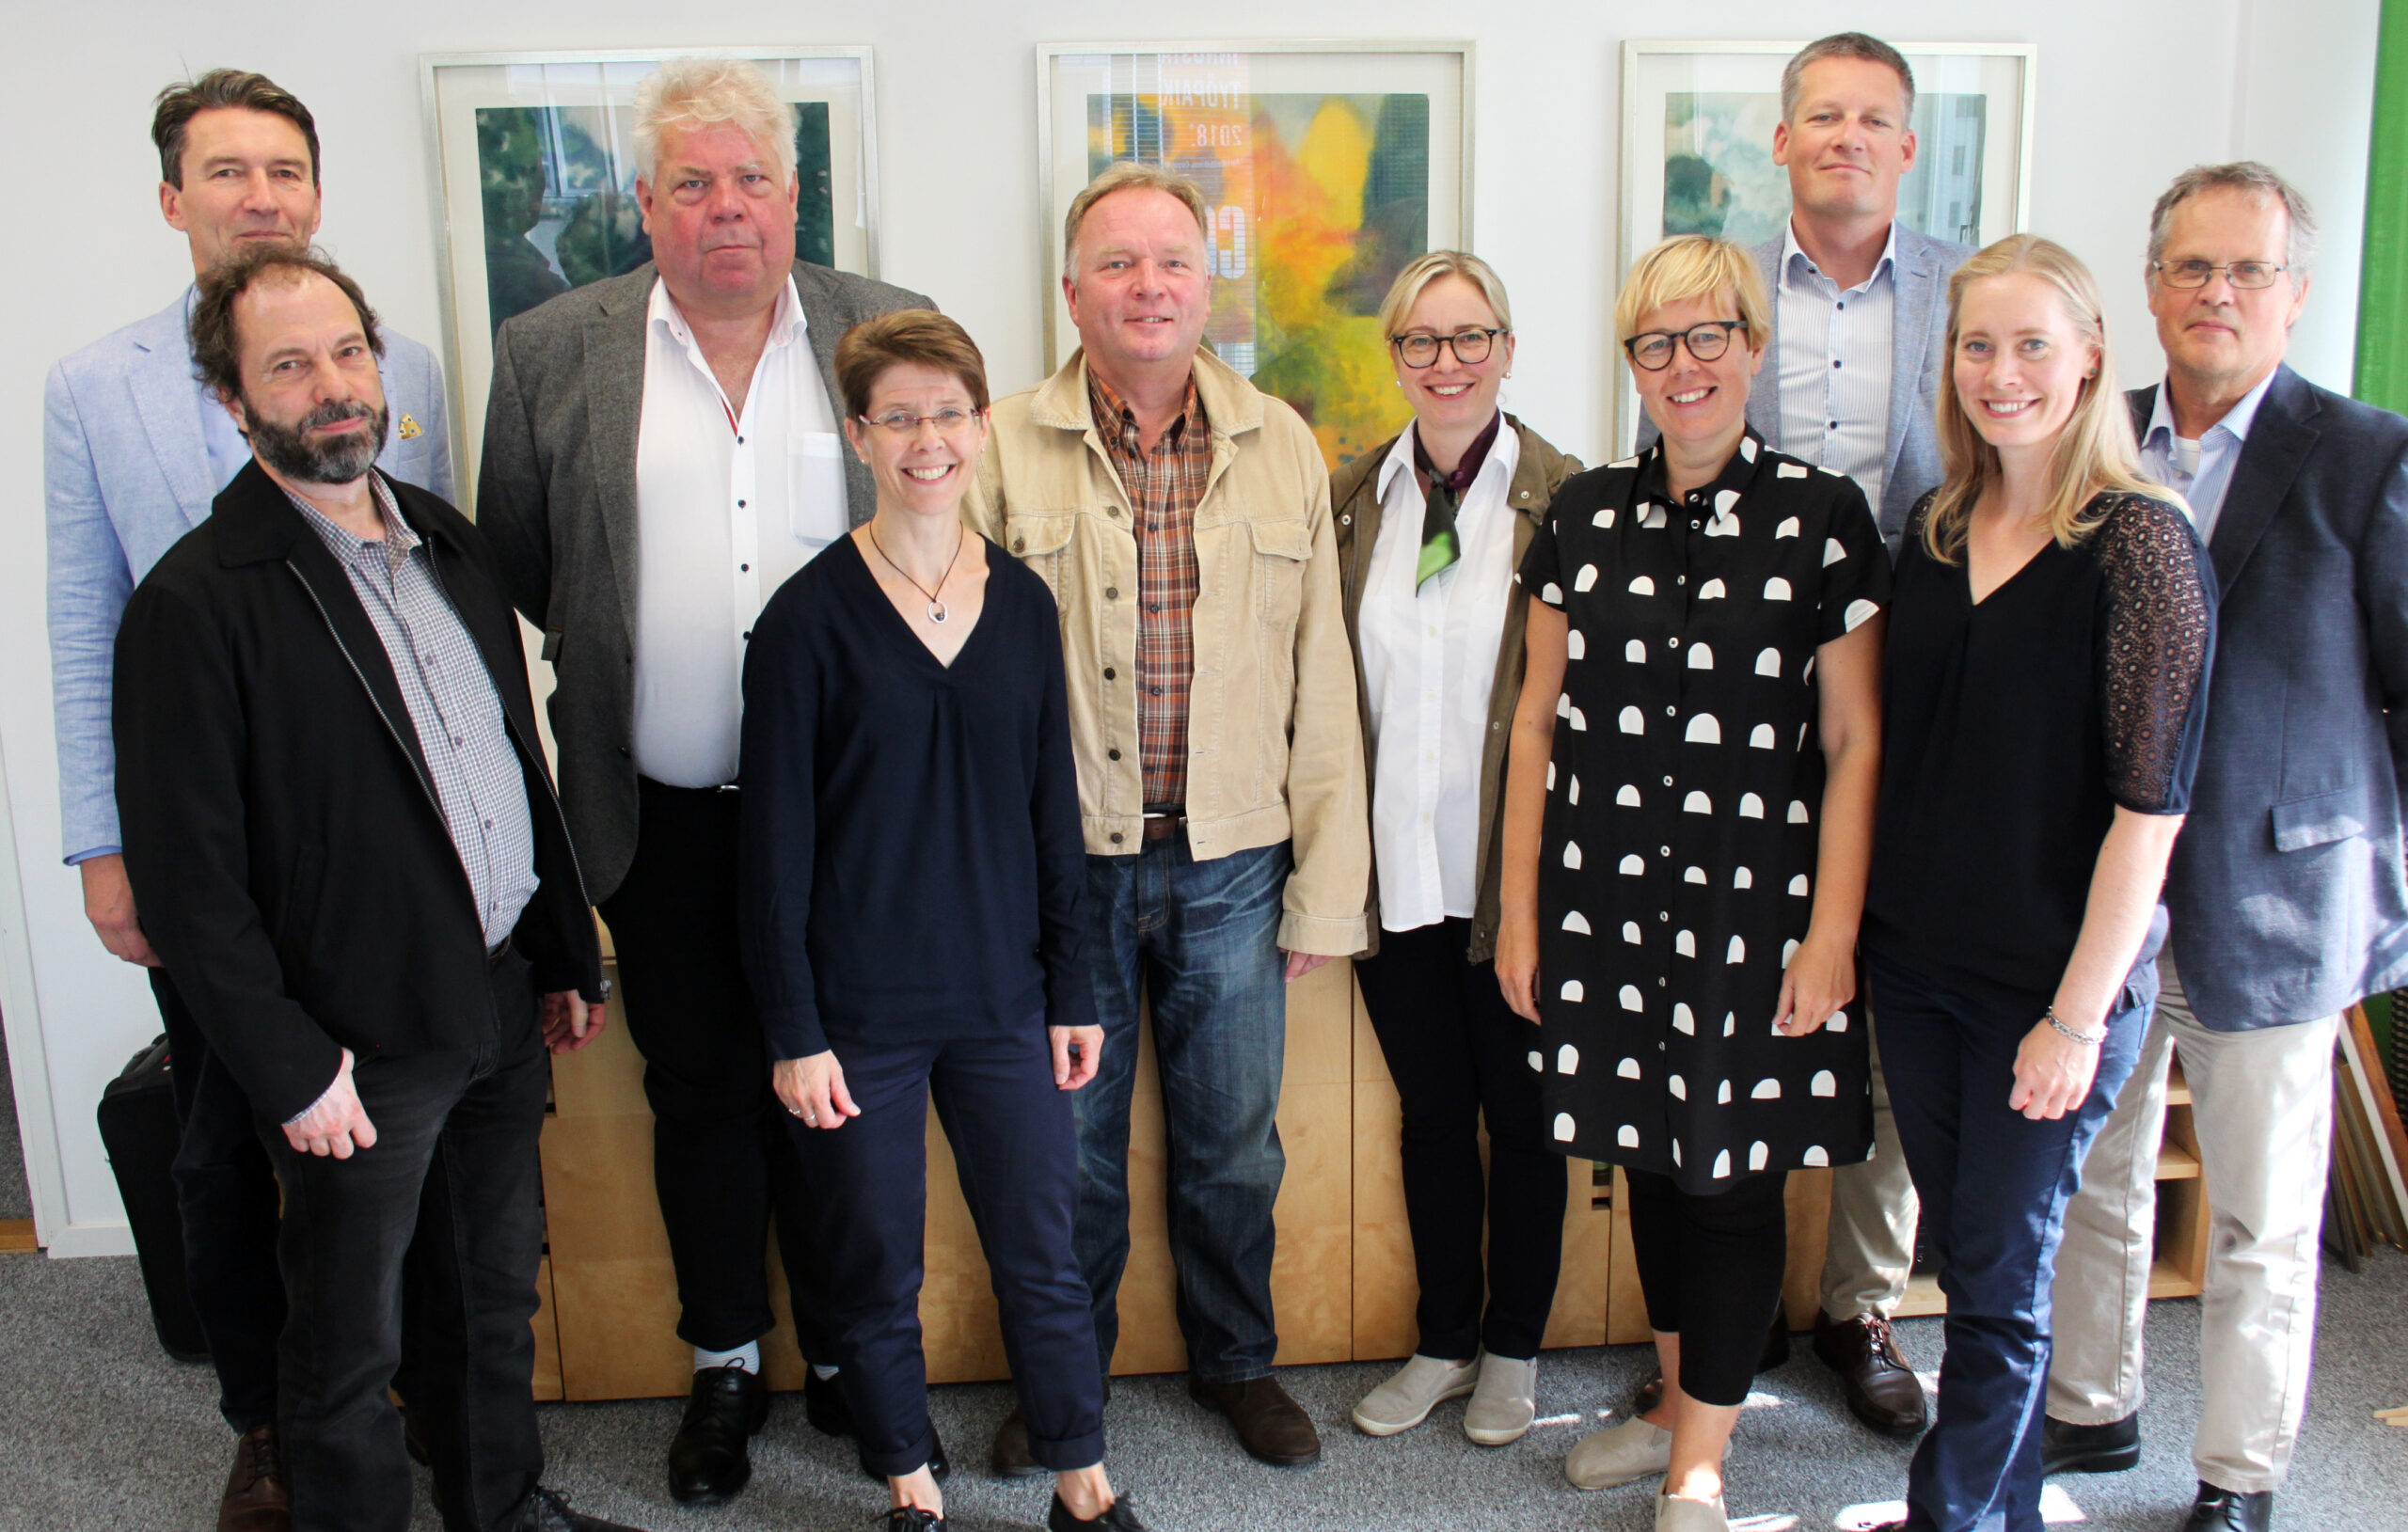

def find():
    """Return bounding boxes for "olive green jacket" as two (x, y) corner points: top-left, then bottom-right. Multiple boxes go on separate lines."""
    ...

(1333, 415), (1582, 962)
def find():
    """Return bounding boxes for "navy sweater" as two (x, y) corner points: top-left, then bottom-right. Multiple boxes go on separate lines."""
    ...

(737, 533), (1095, 1059)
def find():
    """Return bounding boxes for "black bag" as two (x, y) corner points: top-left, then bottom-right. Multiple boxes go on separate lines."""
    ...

(96, 1034), (209, 1363)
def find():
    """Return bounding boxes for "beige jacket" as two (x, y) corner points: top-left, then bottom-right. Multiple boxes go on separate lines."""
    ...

(1332, 416), (1582, 964)
(965, 348), (1370, 957)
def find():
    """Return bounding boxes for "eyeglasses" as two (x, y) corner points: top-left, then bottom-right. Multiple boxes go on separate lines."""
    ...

(1390, 327), (1507, 368)
(1624, 320), (1748, 371)
(860, 407), (983, 435)
(2151, 260), (2289, 290)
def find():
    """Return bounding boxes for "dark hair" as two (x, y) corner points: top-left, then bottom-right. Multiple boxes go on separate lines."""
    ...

(152, 69), (320, 188)
(189, 245), (382, 403)
(833, 309), (990, 420)
(1781, 33), (1916, 124)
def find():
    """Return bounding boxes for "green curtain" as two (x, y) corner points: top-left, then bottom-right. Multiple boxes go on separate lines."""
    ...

(2357, 0), (2408, 412)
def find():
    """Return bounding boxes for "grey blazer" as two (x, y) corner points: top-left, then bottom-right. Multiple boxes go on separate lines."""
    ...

(2144, 368), (2408, 1030)
(476, 260), (932, 902)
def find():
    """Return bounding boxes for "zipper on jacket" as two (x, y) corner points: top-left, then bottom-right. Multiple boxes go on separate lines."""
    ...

(285, 558), (447, 823)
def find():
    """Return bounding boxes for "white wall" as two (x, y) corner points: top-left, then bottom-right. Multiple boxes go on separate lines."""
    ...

(0, 0), (2379, 1252)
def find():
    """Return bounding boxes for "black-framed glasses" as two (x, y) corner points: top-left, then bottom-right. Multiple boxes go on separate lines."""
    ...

(1390, 327), (1507, 368)
(860, 406), (984, 435)
(1624, 320), (1748, 371)
(2151, 259), (2289, 291)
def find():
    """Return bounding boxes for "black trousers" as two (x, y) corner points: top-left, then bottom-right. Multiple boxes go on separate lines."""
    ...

(1624, 1166), (1789, 1408)
(599, 778), (832, 1357)
(156, 968), (286, 1433)
(1354, 918), (1566, 1361)
(789, 1027), (1106, 1476)
(264, 952), (547, 1532)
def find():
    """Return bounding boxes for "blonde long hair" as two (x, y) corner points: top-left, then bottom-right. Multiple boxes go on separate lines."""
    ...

(1923, 235), (2163, 564)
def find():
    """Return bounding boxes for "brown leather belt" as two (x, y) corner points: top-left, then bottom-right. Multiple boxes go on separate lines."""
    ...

(1142, 808), (1186, 843)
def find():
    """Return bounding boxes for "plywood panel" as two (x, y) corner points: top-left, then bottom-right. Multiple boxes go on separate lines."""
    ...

(1544, 1161), (1612, 1350)
(531, 1256), (562, 1401)
(1605, 1166), (1650, 1344)
(1351, 1076), (1417, 1359)
(1781, 1168), (1833, 1332)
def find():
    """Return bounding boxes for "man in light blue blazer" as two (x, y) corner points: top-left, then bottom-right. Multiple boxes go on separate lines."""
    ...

(42, 68), (450, 1532)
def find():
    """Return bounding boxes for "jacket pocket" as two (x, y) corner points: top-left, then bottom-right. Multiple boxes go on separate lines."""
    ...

(2271, 781), (2372, 852)
(1003, 511), (1078, 603)
(1249, 517), (1311, 629)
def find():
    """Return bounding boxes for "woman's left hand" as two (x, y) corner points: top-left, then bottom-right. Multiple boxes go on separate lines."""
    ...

(1772, 927), (1858, 1037)
(2009, 1019), (2104, 1120)
(1051, 1025), (1104, 1091)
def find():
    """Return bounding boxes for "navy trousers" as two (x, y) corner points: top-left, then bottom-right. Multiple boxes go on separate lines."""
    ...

(1872, 956), (2151, 1532)
(790, 1025), (1106, 1477)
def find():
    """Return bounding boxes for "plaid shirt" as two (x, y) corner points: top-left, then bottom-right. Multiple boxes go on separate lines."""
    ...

(1088, 369), (1212, 810)
(288, 479), (540, 948)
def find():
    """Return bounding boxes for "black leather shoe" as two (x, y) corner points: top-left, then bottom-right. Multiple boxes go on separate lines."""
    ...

(1049, 1491), (1150, 1529)
(2185, 1482), (2273, 1531)
(2041, 1413), (2141, 1476)
(990, 1406), (1046, 1477)
(667, 1364), (768, 1505)
(882, 1509), (944, 1531)
(1813, 1310), (1929, 1436)
(1630, 1307), (1791, 1417)
(860, 1426), (951, 1486)
(804, 1366), (855, 1436)
(513, 1486), (649, 1531)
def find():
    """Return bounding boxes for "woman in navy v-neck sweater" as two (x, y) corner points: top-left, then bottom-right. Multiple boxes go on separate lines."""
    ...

(737, 312), (1142, 1532)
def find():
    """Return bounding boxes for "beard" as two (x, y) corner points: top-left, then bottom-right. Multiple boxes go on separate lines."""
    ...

(244, 396), (389, 485)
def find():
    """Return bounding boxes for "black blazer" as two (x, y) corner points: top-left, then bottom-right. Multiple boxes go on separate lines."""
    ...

(2136, 367), (2408, 1029)
(114, 461), (604, 1122)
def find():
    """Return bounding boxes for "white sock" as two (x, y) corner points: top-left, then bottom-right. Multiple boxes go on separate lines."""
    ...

(693, 1341), (761, 1374)
(813, 1363), (839, 1379)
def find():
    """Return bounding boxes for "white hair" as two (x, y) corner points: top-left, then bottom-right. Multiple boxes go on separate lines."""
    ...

(632, 56), (798, 185)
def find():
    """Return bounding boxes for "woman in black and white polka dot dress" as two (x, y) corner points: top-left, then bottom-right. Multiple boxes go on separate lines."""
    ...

(1496, 236), (1889, 1532)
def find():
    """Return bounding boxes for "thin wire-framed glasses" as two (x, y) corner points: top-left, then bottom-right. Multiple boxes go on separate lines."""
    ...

(1624, 320), (1748, 371)
(2150, 260), (2289, 290)
(861, 406), (984, 435)
(1391, 327), (1507, 368)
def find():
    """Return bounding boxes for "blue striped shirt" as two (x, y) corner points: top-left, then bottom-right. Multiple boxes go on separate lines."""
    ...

(1777, 222), (1899, 516)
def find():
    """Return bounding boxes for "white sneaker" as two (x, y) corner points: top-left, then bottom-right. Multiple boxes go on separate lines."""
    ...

(1462, 1352), (1538, 1445)
(1350, 1353), (1479, 1436)
(1565, 1415), (1673, 1491)
(1655, 1492), (1731, 1531)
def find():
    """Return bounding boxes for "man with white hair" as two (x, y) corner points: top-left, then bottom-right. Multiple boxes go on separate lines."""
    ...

(479, 55), (932, 1507)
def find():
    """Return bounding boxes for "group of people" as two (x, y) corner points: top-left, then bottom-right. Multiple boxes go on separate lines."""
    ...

(40, 29), (2406, 1532)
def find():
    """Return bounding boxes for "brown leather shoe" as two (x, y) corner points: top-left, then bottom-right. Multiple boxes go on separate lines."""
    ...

(1629, 1307), (1792, 1417)
(220, 1423), (292, 1532)
(1813, 1309), (1928, 1436)
(990, 1405), (1046, 1477)
(1187, 1374), (1322, 1467)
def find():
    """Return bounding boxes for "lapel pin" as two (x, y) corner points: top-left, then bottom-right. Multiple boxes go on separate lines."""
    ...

(398, 414), (421, 440)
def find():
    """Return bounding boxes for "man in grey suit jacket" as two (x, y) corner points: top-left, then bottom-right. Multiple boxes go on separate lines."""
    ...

(476, 57), (930, 1508)
(2043, 164), (2408, 1532)
(41, 70), (451, 1532)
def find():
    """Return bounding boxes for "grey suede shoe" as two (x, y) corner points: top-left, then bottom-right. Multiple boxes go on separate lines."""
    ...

(1565, 1416), (1673, 1491)
(1462, 1353), (1538, 1445)
(1350, 1353), (1479, 1436)
(1655, 1492), (1730, 1531)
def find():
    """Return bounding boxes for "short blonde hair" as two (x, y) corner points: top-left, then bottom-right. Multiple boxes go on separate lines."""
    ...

(633, 56), (798, 186)
(1924, 234), (2164, 563)
(1376, 250), (1513, 340)
(1613, 234), (1770, 348)
(1063, 162), (1210, 271)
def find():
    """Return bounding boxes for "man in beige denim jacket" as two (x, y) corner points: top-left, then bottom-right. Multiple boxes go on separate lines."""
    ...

(966, 163), (1368, 1476)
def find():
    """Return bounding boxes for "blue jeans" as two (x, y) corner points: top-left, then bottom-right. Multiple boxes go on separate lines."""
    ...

(1872, 956), (2152, 1532)
(1075, 837), (1291, 1383)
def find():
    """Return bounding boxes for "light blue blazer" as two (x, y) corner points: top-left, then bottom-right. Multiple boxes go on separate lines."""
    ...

(44, 288), (452, 861)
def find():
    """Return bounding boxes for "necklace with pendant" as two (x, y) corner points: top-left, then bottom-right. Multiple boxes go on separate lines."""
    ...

(867, 523), (965, 623)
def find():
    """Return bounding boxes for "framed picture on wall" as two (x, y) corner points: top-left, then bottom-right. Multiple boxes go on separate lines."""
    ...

(1616, 40), (2036, 452)
(420, 47), (881, 489)
(1038, 42), (1472, 472)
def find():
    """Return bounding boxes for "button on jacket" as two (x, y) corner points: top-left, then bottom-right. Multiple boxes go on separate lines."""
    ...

(1332, 414), (1582, 962)
(964, 347), (1370, 958)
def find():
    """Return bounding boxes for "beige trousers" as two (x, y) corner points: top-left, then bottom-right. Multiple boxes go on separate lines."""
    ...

(2046, 957), (2339, 1493)
(1818, 1028), (1919, 1320)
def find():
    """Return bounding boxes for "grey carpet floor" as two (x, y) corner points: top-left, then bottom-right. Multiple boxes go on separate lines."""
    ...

(0, 1010), (33, 1222)
(1, 1247), (2402, 1531)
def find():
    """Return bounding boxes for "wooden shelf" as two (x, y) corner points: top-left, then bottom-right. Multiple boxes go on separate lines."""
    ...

(2157, 1141), (2202, 1179)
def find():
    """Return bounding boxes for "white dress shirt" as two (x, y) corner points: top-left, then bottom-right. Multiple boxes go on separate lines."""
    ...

(2137, 368), (2279, 548)
(1359, 419), (1521, 932)
(632, 276), (848, 787)
(1777, 221), (1898, 512)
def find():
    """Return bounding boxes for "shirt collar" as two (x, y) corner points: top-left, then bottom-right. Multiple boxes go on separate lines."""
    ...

(648, 274), (804, 352)
(1379, 413), (1510, 502)
(1782, 220), (1899, 293)
(1087, 364), (1203, 449)
(287, 474), (416, 567)
(2142, 366), (2280, 451)
(1633, 427), (1769, 529)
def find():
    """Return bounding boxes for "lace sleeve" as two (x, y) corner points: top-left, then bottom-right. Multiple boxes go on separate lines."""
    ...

(2094, 494), (2217, 813)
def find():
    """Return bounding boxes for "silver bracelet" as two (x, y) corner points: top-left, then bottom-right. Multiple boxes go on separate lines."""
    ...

(2044, 1005), (2107, 1047)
